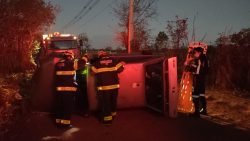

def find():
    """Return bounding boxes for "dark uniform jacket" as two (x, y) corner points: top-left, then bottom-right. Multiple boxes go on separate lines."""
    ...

(55, 59), (77, 92)
(91, 56), (124, 91)
(190, 54), (209, 94)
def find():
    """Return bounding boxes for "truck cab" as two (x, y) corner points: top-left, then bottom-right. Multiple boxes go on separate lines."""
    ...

(41, 32), (81, 59)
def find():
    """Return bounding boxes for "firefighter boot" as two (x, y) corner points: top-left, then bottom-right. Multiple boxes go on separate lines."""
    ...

(200, 96), (207, 115)
(103, 115), (113, 126)
(191, 98), (200, 118)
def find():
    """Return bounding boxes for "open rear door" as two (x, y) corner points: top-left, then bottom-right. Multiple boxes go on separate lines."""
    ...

(165, 57), (178, 117)
(144, 57), (165, 113)
(144, 57), (177, 117)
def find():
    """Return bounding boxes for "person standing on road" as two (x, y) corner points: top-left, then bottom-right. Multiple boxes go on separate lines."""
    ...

(74, 54), (90, 117)
(54, 53), (77, 128)
(91, 50), (124, 125)
(188, 47), (209, 117)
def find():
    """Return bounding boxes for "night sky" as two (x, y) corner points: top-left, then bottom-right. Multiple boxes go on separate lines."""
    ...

(48, 0), (250, 48)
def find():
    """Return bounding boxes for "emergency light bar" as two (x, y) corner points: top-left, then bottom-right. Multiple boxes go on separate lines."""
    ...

(60, 34), (71, 37)
(53, 32), (60, 36)
(42, 32), (77, 40)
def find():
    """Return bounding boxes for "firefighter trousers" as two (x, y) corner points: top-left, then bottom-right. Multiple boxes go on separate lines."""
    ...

(97, 89), (118, 122)
(192, 75), (207, 115)
(192, 88), (207, 115)
(55, 92), (74, 126)
(76, 84), (89, 115)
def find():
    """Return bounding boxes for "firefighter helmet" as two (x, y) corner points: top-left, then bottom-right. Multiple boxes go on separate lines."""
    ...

(98, 49), (108, 58)
(63, 52), (74, 61)
(193, 47), (204, 54)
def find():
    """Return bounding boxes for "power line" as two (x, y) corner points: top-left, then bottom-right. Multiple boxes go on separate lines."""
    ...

(71, 0), (102, 25)
(62, 0), (93, 31)
(191, 12), (198, 42)
(77, 0), (116, 33)
(134, 0), (158, 25)
(200, 32), (207, 42)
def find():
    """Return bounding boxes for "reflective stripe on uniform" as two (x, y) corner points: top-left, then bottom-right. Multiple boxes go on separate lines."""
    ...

(97, 67), (117, 72)
(56, 87), (77, 91)
(192, 95), (199, 98)
(91, 66), (98, 73)
(116, 63), (123, 69)
(91, 66), (117, 73)
(104, 116), (112, 121)
(191, 64), (197, 67)
(200, 108), (204, 112)
(196, 60), (201, 74)
(56, 71), (75, 75)
(97, 84), (120, 91)
(60, 119), (71, 125)
(74, 59), (78, 70)
(80, 69), (88, 75)
(91, 62), (123, 74)
(200, 94), (205, 97)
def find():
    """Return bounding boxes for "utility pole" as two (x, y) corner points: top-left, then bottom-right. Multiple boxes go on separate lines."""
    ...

(128, 0), (134, 54)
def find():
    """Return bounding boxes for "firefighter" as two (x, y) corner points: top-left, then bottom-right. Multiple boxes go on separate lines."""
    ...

(54, 53), (77, 128)
(91, 50), (124, 125)
(189, 47), (209, 117)
(74, 54), (89, 117)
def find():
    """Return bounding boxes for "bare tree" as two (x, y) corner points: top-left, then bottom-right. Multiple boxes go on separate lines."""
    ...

(78, 32), (90, 50)
(166, 16), (188, 48)
(155, 31), (169, 51)
(104, 46), (113, 52)
(213, 28), (250, 90)
(113, 0), (158, 52)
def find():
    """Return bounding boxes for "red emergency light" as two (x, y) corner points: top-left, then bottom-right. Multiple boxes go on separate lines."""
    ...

(53, 32), (60, 36)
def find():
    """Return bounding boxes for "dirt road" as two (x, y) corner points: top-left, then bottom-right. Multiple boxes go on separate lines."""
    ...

(6, 109), (250, 141)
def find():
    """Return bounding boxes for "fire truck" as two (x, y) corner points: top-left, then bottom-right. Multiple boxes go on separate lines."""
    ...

(41, 32), (81, 59)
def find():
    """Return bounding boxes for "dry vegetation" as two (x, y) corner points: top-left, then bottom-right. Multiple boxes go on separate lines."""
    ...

(0, 0), (57, 73)
(0, 73), (33, 138)
(206, 89), (250, 130)
(0, 1), (57, 137)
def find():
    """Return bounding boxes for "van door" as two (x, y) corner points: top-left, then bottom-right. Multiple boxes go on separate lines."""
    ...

(144, 58), (165, 113)
(144, 57), (177, 117)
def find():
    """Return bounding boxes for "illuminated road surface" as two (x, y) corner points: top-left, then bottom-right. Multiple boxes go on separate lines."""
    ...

(7, 109), (250, 141)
